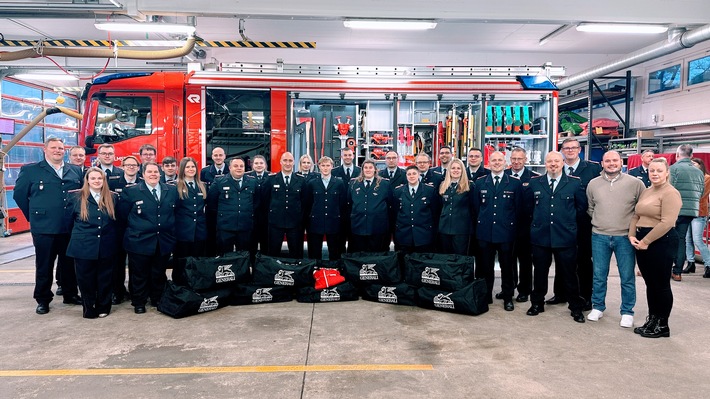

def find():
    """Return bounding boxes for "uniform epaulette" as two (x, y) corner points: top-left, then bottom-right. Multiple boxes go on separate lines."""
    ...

(432, 170), (442, 175)
(530, 175), (544, 180)
(244, 174), (256, 180)
(424, 182), (435, 187)
(568, 175), (581, 179)
(68, 188), (81, 193)
(395, 183), (405, 189)
(268, 172), (278, 176)
(214, 174), (228, 181)
(476, 175), (487, 180)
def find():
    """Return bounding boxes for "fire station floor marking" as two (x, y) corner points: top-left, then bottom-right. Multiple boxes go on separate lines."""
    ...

(0, 364), (433, 377)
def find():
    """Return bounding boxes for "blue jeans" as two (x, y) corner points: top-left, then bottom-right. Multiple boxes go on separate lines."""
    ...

(685, 216), (710, 264)
(591, 233), (637, 315)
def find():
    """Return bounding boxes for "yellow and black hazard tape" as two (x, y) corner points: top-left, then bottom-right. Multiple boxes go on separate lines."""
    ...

(0, 40), (315, 49)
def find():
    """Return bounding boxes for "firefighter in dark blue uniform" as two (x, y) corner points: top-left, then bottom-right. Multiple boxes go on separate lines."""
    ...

(109, 155), (140, 304)
(66, 168), (119, 318)
(415, 153), (444, 187)
(13, 138), (83, 314)
(466, 147), (491, 181)
(348, 160), (394, 253)
(503, 147), (540, 303)
(201, 147), (227, 256)
(303, 156), (347, 260)
(437, 158), (476, 255)
(262, 152), (305, 258)
(246, 155), (269, 254)
(332, 147), (360, 253)
(526, 151), (588, 323)
(393, 165), (441, 253)
(207, 157), (259, 255)
(118, 162), (178, 314)
(473, 151), (524, 310)
(378, 150), (406, 188)
(628, 149), (654, 188)
(96, 144), (124, 191)
(173, 157), (208, 261)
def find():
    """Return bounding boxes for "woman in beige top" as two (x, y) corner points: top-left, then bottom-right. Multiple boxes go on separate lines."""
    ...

(629, 158), (682, 338)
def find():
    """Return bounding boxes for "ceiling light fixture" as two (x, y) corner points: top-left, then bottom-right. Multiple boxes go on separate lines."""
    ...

(95, 22), (196, 35)
(576, 23), (668, 34)
(343, 19), (437, 31)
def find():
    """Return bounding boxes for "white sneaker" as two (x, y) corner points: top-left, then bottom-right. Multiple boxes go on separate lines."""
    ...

(620, 314), (634, 328)
(587, 309), (603, 321)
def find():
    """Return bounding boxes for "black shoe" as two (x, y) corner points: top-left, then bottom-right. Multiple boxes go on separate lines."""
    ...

(634, 315), (657, 335)
(36, 303), (49, 315)
(583, 300), (593, 311)
(55, 286), (63, 296)
(504, 300), (515, 311)
(682, 262), (696, 274)
(704, 266), (710, 278)
(526, 304), (544, 316)
(571, 311), (586, 323)
(134, 306), (146, 314)
(545, 296), (567, 305)
(63, 295), (82, 305)
(515, 294), (529, 303)
(112, 294), (124, 305)
(494, 292), (504, 300)
(640, 318), (670, 338)
(487, 298), (493, 305)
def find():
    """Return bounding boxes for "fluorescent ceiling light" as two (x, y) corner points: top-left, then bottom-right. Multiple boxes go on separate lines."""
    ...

(576, 23), (668, 34)
(344, 19), (437, 31)
(14, 73), (78, 81)
(95, 22), (196, 35)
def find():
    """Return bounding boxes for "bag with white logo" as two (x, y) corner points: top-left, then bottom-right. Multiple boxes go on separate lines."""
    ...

(341, 252), (401, 286)
(251, 254), (316, 288)
(157, 281), (231, 318)
(361, 283), (417, 306)
(296, 282), (359, 303)
(230, 284), (294, 305)
(416, 279), (488, 315)
(180, 251), (251, 292)
(404, 253), (475, 291)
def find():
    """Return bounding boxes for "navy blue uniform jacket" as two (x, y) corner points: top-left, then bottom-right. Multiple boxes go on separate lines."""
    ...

(349, 178), (393, 235)
(118, 183), (178, 256)
(207, 175), (259, 232)
(13, 160), (83, 234)
(303, 176), (347, 235)
(528, 174), (588, 248)
(262, 172), (305, 229)
(438, 182), (476, 236)
(378, 167), (406, 188)
(473, 174), (524, 243)
(66, 191), (119, 260)
(393, 183), (441, 247)
(175, 182), (208, 242)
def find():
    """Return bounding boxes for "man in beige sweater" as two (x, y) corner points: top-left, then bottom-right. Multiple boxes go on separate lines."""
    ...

(586, 151), (646, 328)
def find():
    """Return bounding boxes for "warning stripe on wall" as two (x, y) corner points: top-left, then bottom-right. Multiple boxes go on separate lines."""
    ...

(0, 40), (316, 49)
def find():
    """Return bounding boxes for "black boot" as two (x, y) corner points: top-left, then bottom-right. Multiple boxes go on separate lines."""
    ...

(634, 315), (656, 335)
(682, 262), (696, 274)
(704, 266), (710, 278)
(640, 317), (670, 338)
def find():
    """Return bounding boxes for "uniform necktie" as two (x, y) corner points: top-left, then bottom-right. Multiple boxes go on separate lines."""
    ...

(237, 179), (242, 189)
(188, 181), (194, 190)
(513, 173), (519, 178)
(389, 170), (394, 179)
(346, 168), (351, 179)
(451, 182), (457, 190)
(365, 180), (371, 189)
(494, 175), (500, 187)
(216, 168), (223, 175)
(568, 166), (574, 175)
(420, 174), (425, 181)
(285, 175), (290, 187)
(411, 187), (416, 197)
(152, 188), (159, 201)
(550, 178), (556, 193)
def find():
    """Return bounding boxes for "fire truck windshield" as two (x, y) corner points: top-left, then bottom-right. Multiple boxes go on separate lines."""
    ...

(91, 95), (152, 144)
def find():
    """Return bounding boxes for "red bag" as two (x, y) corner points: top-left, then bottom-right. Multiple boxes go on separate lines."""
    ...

(313, 268), (346, 290)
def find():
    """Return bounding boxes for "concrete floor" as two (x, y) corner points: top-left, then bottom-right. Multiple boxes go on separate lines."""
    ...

(1, 232), (710, 399)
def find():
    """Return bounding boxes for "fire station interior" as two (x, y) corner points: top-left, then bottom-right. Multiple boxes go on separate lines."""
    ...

(2, 2), (710, 398)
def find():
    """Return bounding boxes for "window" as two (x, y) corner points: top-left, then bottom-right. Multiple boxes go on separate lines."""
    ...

(91, 95), (153, 144)
(688, 55), (710, 86)
(648, 64), (681, 94)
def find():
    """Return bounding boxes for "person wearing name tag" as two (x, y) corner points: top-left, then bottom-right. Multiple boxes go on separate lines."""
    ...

(66, 168), (119, 319)
(438, 158), (476, 256)
(348, 159), (394, 253)
(262, 152), (305, 258)
(303, 156), (347, 260)
(96, 144), (124, 191)
(332, 147), (361, 254)
(174, 157), (208, 259)
(118, 162), (178, 314)
(246, 154), (270, 255)
(393, 165), (441, 253)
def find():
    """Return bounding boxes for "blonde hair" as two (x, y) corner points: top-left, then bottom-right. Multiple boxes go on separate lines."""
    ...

(439, 158), (470, 195)
(177, 157), (207, 199)
(79, 167), (116, 222)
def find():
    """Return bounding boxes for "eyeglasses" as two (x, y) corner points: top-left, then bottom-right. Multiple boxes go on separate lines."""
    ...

(123, 164), (139, 168)
(562, 146), (580, 151)
(415, 161), (429, 165)
(99, 152), (114, 156)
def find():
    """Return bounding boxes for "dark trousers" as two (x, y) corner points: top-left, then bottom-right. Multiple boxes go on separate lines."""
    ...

(514, 235), (534, 296)
(439, 234), (470, 256)
(349, 233), (390, 253)
(552, 224), (592, 301)
(477, 240), (516, 301)
(637, 227), (678, 319)
(268, 226), (304, 259)
(531, 244), (584, 311)
(112, 248), (128, 299)
(673, 215), (694, 274)
(172, 240), (206, 284)
(127, 246), (169, 307)
(307, 232), (343, 260)
(75, 257), (113, 318)
(31, 233), (77, 304)
(204, 211), (218, 257)
(251, 213), (269, 254)
(218, 230), (251, 255)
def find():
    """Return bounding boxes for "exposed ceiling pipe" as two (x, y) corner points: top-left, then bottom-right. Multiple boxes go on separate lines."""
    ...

(557, 24), (710, 90)
(0, 37), (197, 62)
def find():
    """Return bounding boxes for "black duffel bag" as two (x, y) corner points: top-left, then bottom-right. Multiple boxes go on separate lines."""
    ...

(251, 253), (316, 288)
(416, 279), (488, 316)
(404, 253), (475, 291)
(231, 284), (294, 305)
(341, 252), (401, 285)
(157, 281), (232, 318)
(180, 251), (251, 292)
(361, 283), (417, 306)
(296, 282), (359, 303)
